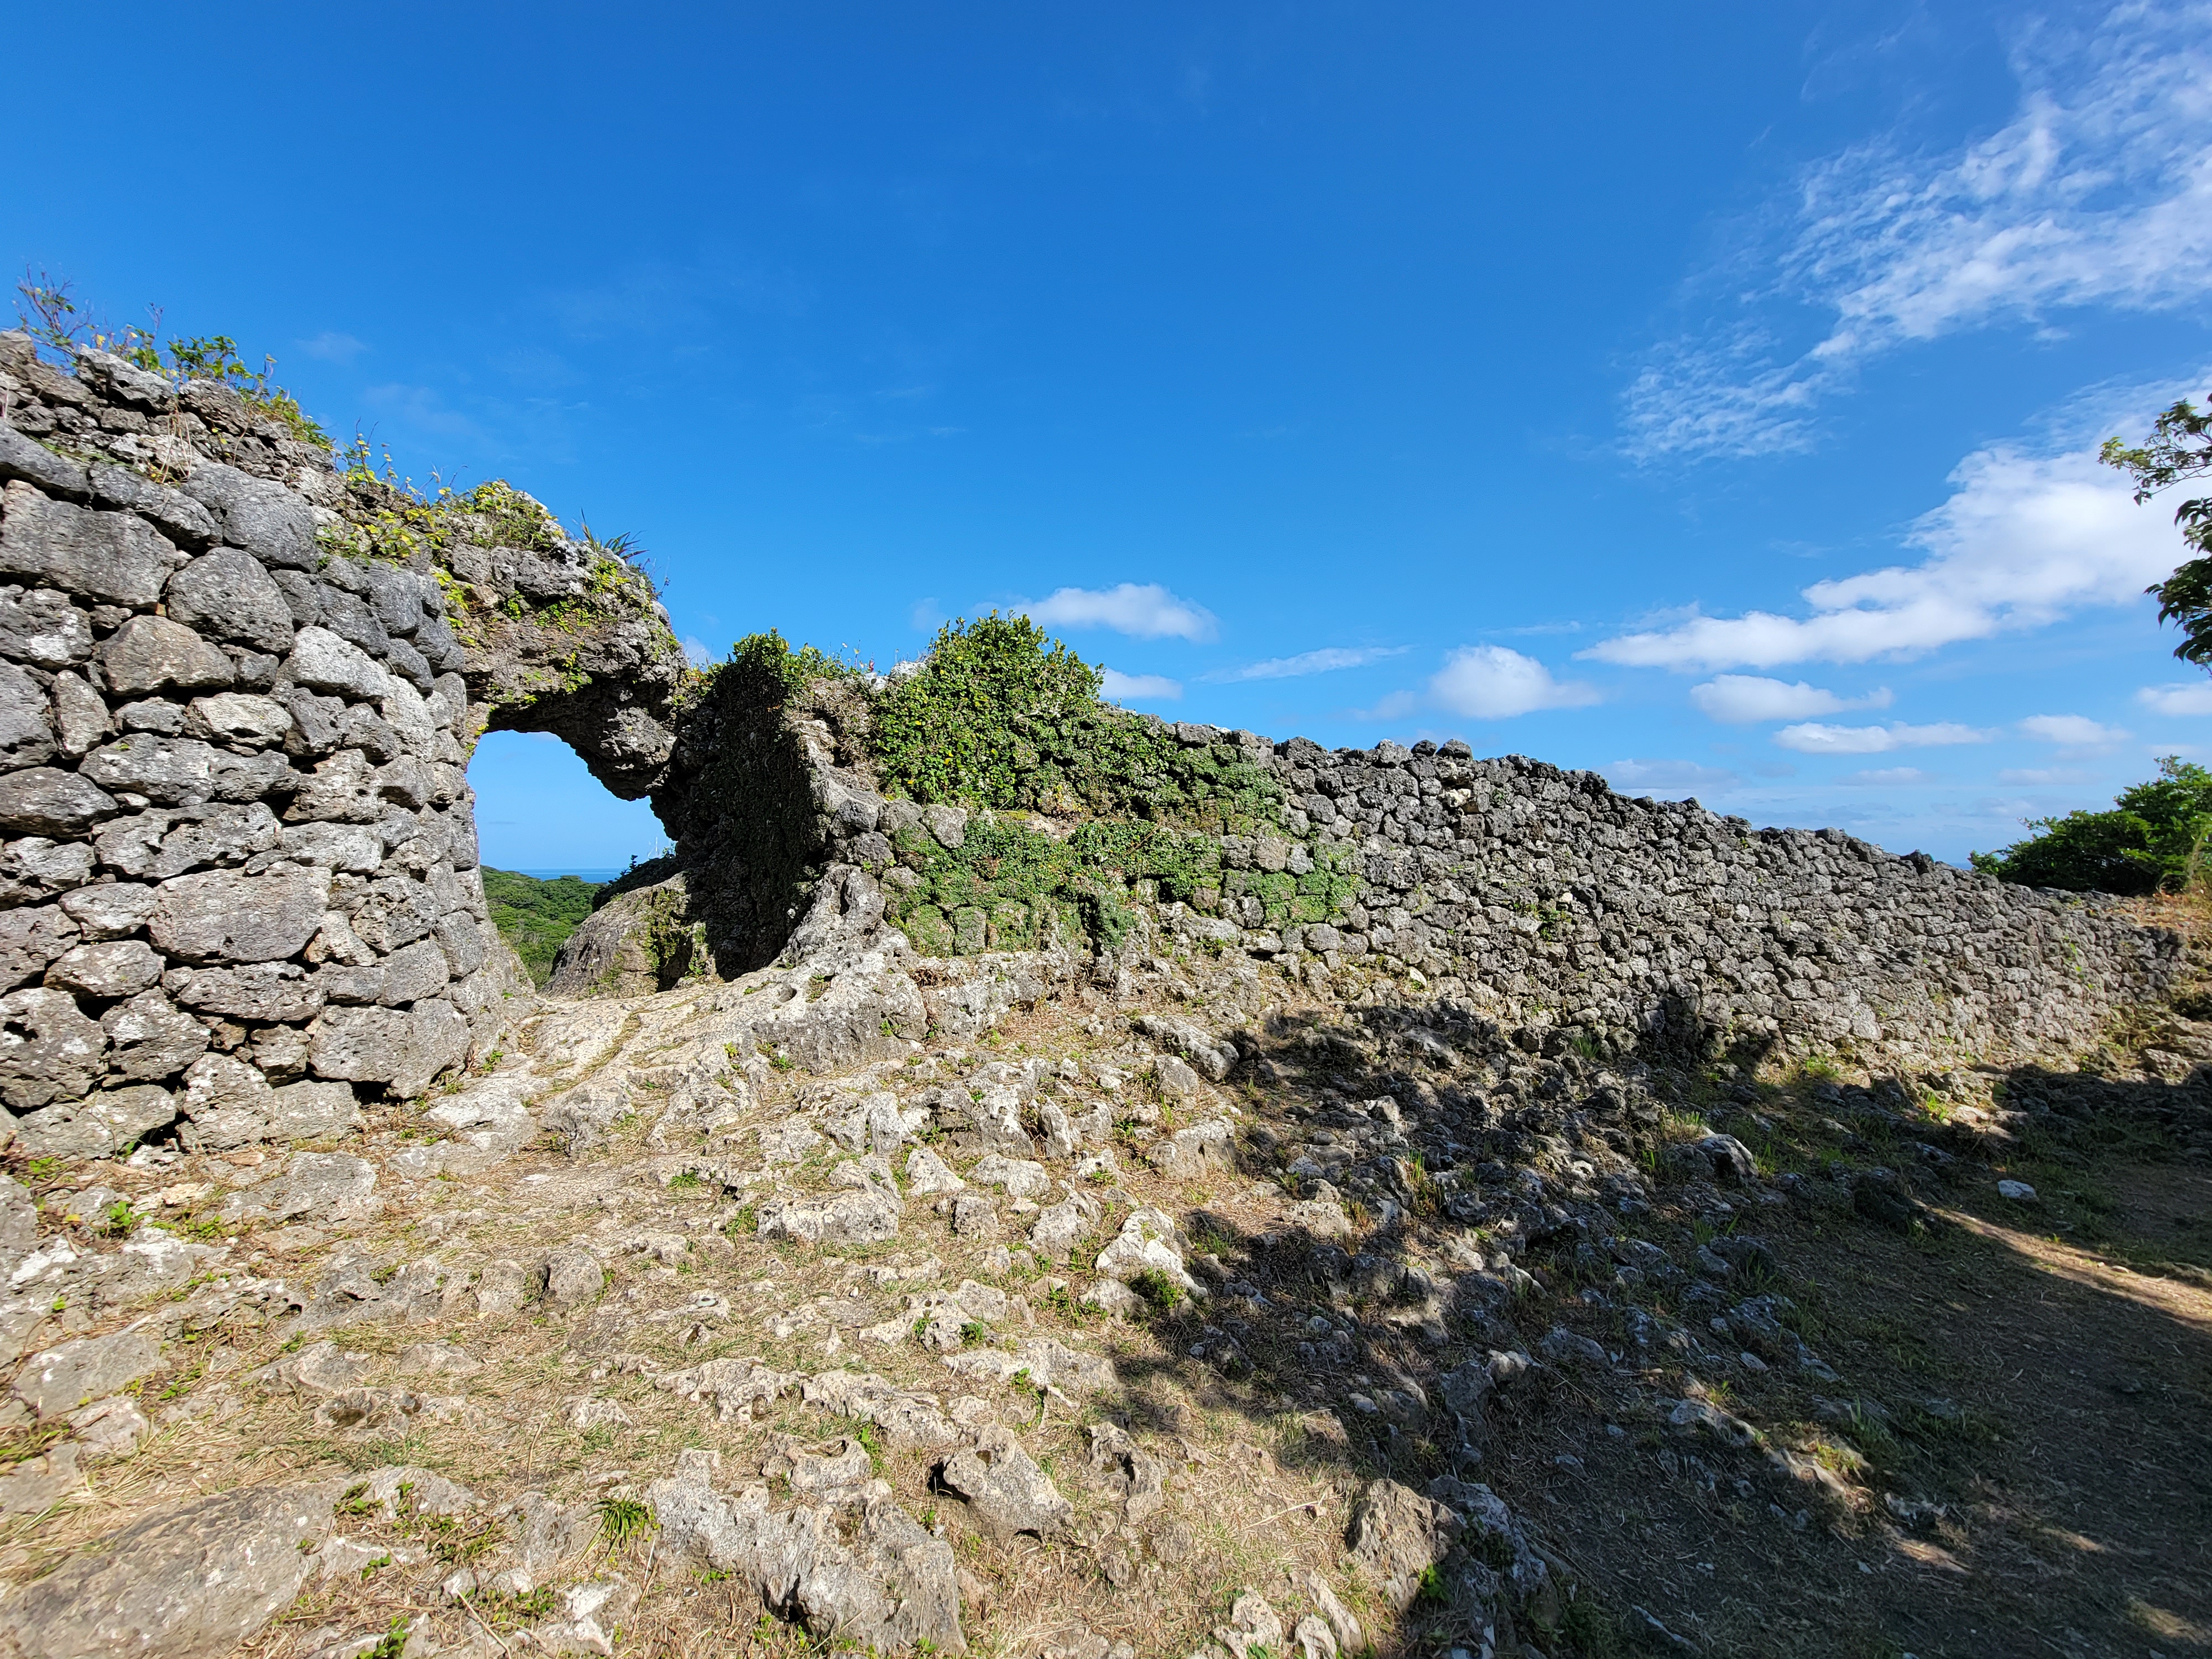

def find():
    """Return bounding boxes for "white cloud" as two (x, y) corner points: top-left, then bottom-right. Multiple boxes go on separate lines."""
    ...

(2018, 713), (2130, 748)
(2000, 766), (2090, 784)
(1428, 646), (1599, 719)
(1841, 766), (1931, 786)
(1688, 675), (1893, 723)
(2138, 681), (2212, 714)
(1586, 445), (2176, 671)
(1602, 759), (1738, 795)
(1629, 2), (2212, 456)
(1207, 645), (1407, 682)
(1099, 669), (1182, 702)
(1773, 721), (1989, 754)
(1018, 583), (1217, 641)
(296, 330), (366, 364)
(680, 635), (716, 669)
(1354, 689), (1420, 721)
(909, 596), (943, 632)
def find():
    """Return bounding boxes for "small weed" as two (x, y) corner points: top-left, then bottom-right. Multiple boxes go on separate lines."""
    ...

(366, 1618), (409, 1659)
(1130, 1269), (1187, 1315)
(597, 1496), (656, 1550)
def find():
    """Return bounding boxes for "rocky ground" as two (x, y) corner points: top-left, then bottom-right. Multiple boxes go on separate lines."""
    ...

(0, 930), (2205, 1659)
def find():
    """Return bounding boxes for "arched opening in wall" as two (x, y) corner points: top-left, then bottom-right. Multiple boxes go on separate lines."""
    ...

(466, 729), (671, 989)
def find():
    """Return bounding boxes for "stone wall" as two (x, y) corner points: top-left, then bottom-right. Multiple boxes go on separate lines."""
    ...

(0, 324), (2177, 1166)
(0, 331), (687, 1159)
(737, 696), (2181, 1080)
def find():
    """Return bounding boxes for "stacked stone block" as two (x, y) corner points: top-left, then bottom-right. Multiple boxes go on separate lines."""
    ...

(0, 334), (513, 1158)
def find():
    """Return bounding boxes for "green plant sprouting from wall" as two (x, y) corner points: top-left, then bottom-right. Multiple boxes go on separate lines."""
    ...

(13, 269), (328, 445)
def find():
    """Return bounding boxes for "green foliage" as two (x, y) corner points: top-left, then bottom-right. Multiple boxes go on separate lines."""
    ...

(1130, 1267), (1186, 1314)
(2104, 397), (2212, 665)
(482, 868), (604, 985)
(1970, 757), (2212, 894)
(366, 1618), (410, 1659)
(872, 615), (1103, 806)
(887, 809), (1354, 957)
(596, 1495), (655, 1548)
(12, 270), (326, 444)
(708, 630), (863, 705)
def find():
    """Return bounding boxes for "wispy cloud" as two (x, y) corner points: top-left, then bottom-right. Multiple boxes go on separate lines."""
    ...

(1585, 444), (2174, 670)
(2138, 681), (2212, 714)
(296, 330), (366, 365)
(2018, 713), (2129, 748)
(1016, 583), (1218, 642)
(680, 635), (717, 669)
(1627, 1), (2212, 457)
(1773, 720), (1988, 754)
(2000, 766), (2090, 784)
(1429, 646), (1600, 719)
(1602, 758), (1738, 795)
(1204, 645), (1407, 682)
(1099, 669), (1182, 702)
(1841, 766), (1932, 786)
(1688, 675), (1893, 723)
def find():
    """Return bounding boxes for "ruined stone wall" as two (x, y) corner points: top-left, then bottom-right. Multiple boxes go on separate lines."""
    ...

(0, 331), (687, 1159)
(787, 714), (2179, 1077)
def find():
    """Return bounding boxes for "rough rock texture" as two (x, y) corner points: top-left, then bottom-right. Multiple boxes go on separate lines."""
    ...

(0, 1483), (333, 1658)
(0, 330), (676, 1137)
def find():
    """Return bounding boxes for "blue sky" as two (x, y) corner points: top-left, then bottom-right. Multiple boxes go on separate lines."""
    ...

(13, 2), (2212, 871)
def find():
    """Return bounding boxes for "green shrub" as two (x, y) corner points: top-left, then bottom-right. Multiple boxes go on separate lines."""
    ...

(872, 615), (1103, 806)
(1971, 757), (2212, 894)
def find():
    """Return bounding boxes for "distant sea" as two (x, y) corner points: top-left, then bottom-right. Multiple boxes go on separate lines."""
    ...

(504, 868), (629, 884)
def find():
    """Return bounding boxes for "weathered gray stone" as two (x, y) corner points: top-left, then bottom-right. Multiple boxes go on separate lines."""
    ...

(539, 1248), (605, 1310)
(0, 425), (90, 500)
(98, 615), (233, 697)
(286, 625), (392, 699)
(0, 838), (94, 906)
(0, 481), (179, 606)
(0, 767), (116, 837)
(97, 803), (281, 879)
(11, 1326), (162, 1418)
(0, 662), (55, 769)
(176, 459), (321, 568)
(0, 986), (106, 1109)
(48, 672), (108, 758)
(0, 905), (80, 992)
(81, 733), (228, 804)
(377, 937), (451, 1005)
(219, 1151), (378, 1222)
(43, 938), (160, 998)
(11, 1083), (175, 1160)
(1145, 1117), (1236, 1180)
(163, 547), (295, 653)
(85, 463), (219, 547)
(309, 999), (469, 1095)
(0, 585), (91, 670)
(184, 692), (290, 747)
(58, 881), (156, 939)
(645, 1453), (965, 1655)
(940, 1425), (1074, 1538)
(150, 867), (328, 963)
(100, 989), (210, 1083)
(0, 1483), (332, 1659)
(171, 960), (324, 1023)
(1345, 1478), (1461, 1611)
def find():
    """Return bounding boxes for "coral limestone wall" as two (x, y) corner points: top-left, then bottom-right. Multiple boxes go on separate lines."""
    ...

(0, 325), (2177, 1170)
(626, 656), (2180, 1081)
(0, 331), (687, 1158)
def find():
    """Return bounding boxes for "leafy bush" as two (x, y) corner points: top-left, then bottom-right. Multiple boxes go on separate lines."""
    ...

(872, 615), (1103, 806)
(1971, 757), (2212, 894)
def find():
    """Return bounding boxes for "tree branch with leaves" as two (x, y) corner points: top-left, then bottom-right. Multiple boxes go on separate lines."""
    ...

(2103, 397), (2212, 664)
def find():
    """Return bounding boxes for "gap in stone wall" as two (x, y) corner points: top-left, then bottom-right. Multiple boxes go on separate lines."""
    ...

(467, 731), (669, 881)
